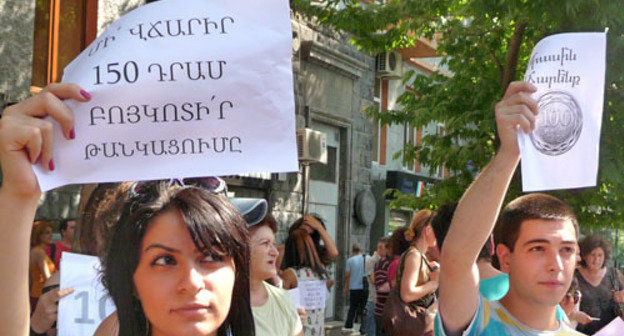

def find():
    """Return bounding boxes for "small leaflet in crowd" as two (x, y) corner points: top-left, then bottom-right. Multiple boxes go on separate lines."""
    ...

(58, 252), (117, 336)
(518, 32), (606, 192)
(34, 0), (298, 191)
(295, 280), (327, 311)
(288, 287), (302, 309)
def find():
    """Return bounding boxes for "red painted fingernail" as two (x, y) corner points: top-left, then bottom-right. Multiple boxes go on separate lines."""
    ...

(69, 128), (75, 139)
(80, 90), (92, 100)
(49, 159), (55, 171)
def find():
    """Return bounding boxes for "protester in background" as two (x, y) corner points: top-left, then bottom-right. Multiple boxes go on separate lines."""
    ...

(432, 203), (507, 299)
(576, 234), (624, 334)
(560, 277), (589, 329)
(245, 201), (303, 336)
(29, 272), (73, 336)
(387, 227), (410, 288)
(364, 237), (388, 336)
(46, 218), (75, 270)
(374, 239), (392, 336)
(281, 227), (329, 336)
(343, 243), (367, 330)
(278, 214), (338, 271)
(388, 210), (439, 336)
(32, 182), (132, 336)
(29, 221), (56, 310)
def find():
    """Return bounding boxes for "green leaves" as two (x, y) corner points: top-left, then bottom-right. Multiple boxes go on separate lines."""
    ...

(297, 0), (624, 230)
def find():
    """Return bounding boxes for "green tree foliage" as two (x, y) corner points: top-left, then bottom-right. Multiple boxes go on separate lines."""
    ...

(293, 0), (624, 229)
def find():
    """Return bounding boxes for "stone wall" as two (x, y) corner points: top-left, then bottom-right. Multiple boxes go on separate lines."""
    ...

(0, 0), (35, 102)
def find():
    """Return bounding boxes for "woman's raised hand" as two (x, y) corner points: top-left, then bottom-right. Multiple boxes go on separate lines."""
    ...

(0, 83), (89, 198)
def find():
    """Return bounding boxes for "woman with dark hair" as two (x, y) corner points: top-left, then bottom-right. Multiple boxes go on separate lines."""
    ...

(102, 180), (254, 336)
(278, 215), (338, 269)
(0, 83), (255, 336)
(386, 227), (411, 288)
(281, 227), (329, 336)
(575, 234), (624, 334)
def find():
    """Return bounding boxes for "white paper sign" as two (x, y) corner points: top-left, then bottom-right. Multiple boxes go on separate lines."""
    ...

(34, 0), (297, 191)
(58, 252), (117, 336)
(594, 317), (624, 336)
(289, 287), (302, 309)
(519, 32), (606, 191)
(297, 280), (327, 310)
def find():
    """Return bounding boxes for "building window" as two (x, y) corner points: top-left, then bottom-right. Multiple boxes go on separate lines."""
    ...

(32, 0), (97, 89)
(310, 146), (337, 183)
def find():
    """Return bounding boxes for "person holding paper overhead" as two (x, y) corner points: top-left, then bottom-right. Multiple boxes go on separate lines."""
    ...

(0, 83), (256, 336)
(281, 227), (330, 336)
(435, 81), (584, 336)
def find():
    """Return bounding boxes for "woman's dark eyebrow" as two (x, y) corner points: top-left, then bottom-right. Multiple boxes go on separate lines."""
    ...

(144, 243), (180, 253)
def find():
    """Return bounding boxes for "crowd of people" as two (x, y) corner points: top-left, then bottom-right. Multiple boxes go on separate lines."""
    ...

(0, 80), (623, 336)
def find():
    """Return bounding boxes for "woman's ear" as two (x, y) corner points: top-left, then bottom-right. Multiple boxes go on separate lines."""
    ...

(425, 225), (437, 247)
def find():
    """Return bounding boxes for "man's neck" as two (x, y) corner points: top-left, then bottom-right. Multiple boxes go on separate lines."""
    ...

(59, 238), (71, 248)
(499, 289), (559, 331)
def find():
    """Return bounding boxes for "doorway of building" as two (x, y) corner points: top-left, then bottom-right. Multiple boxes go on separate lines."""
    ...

(308, 122), (341, 319)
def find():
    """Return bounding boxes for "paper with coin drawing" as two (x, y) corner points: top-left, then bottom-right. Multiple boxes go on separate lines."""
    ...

(518, 32), (606, 192)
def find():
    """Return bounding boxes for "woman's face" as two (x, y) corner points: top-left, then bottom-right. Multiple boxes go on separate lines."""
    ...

(133, 209), (235, 336)
(249, 225), (279, 281)
(40, 227), (53, 245)
(584, 247), (605, 271)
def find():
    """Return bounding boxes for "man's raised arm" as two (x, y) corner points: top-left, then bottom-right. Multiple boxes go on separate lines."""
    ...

(438, 82), (537, 335)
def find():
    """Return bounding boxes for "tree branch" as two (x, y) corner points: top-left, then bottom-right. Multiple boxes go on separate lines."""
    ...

(501, 21), (528, 92)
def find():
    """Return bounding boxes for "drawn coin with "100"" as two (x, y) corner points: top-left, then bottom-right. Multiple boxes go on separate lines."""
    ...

(530, 91), (583, 156)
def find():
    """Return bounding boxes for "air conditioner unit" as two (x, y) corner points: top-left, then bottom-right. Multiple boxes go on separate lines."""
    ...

(375, 51), (402, 78)
(296, 128), (327, 164)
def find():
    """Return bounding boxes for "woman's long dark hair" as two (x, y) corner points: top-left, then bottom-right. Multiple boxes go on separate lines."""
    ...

(281, 228), (328, 279)
(102, 182), (254, 336)
(289, 214), (332, 266)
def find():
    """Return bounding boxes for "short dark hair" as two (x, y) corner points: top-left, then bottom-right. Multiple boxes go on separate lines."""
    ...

(431, 202), (494, 261)
(389, 227), (410, 258)
(58, 218), (75, 235)
(102, 182), (253, 336)
(579, 234), (612, 268)
(497, 193), (578, 252)
(377, 236), (389, 247)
